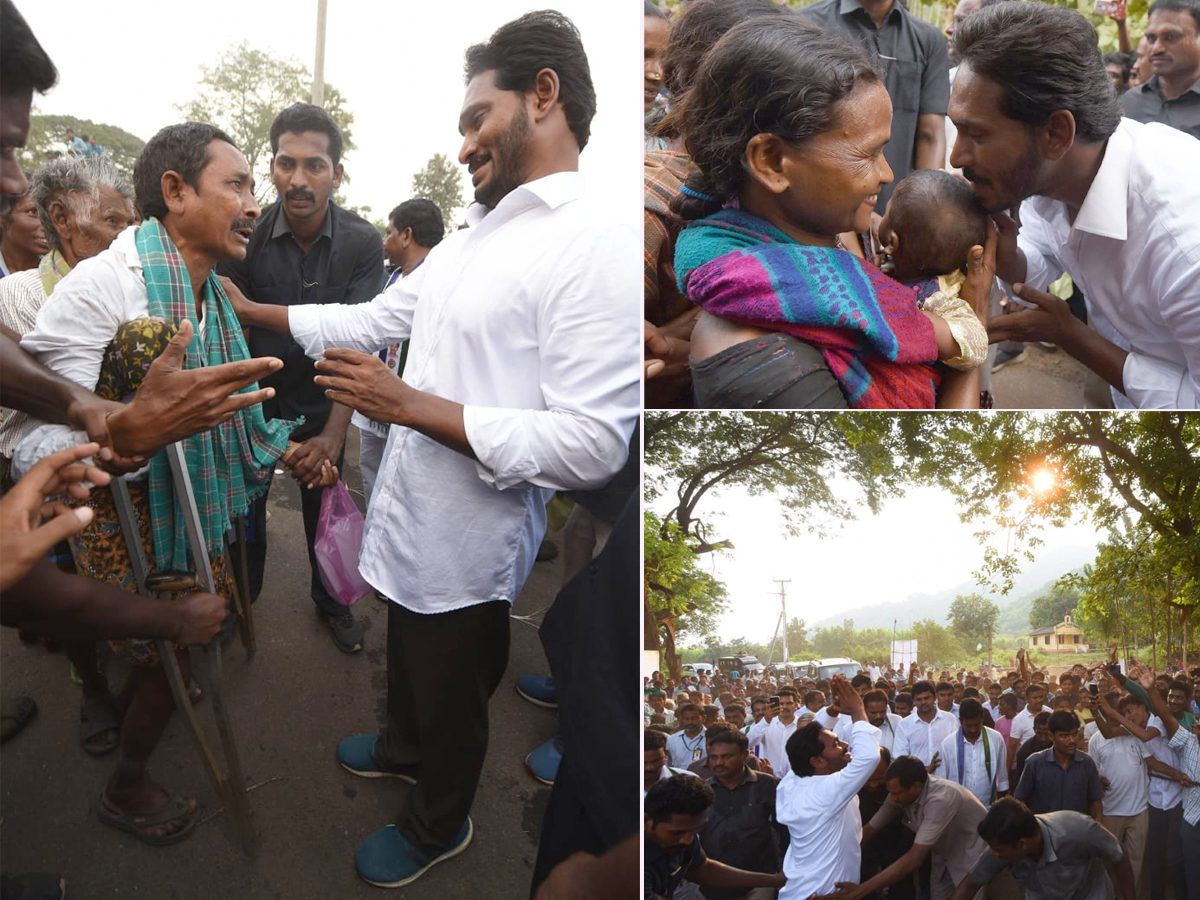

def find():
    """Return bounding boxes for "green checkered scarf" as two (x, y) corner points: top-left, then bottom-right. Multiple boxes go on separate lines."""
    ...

(135, 218), (298, 572)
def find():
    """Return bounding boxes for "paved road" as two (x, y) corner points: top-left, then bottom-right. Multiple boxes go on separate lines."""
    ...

(991, 342), (1109, 410)
(1, 429), (560, 899)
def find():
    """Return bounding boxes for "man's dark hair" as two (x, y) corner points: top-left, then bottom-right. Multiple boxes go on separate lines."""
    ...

(1148, 0), (1200, 30)
(937, 681), (956, 693)
(963, 687), (981, 699)
(852, 674), (873, 690)
(912, 680), (936, 699)
(645, 729), (668, 752)
(705, 722), (733, 741)
(785, 721), (829, 777)
(953, 1), (1121, 143)
(1047, 710), (1080, 734)
(1117, 694), (1146, 714)
(1033, 711), (1051, 728)
(878, 745), (893, 768)
(464, 10), (596, 151)
(1170, 679), (1194, 699)
(778, 686), (800, 702)
(133, 123), (237, 221)
(645, 0), (669, 21)
(998, 693), (1020, 713)
(815, 679), (831, 694)
(723, 702), (746, 717)
(959, 698), (985, 721)
(978, 797), (1039, 845)
(750, 694), (770, 708)
(895, 691), (914, 707)
(863, 689), (889, 707)
(667, 15), (883, 220)
(1027, 682), (1047, 697)
(677, 703), (701, 718)
(0, 0), (57, 96)
(645, 773), (715, 825)
(886, 755), (929, 788)
(270, 103), (344, 165)
(709, 728), (749, 753)
(661, 0), (783, 99)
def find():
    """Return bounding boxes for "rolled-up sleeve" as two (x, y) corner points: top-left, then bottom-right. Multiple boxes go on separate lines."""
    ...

(463, 225), (640, 492)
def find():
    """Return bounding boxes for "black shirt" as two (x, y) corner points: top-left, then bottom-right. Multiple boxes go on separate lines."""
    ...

(1013, 748), (1104, 816)
(217, 201), (385, 438)
(799, 0), (951, 211)
(645, 832), (707, 900)
(699, 768), (787, 900)
(691, 333), (850, 408)
(1120, 75), (1200, 142)
(1014, 735), (1052, 787)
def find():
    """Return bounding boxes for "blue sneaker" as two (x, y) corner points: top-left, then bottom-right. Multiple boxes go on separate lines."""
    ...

(516, 675), (558, 709)
(337, 734), (418, 784)
(356, 818), (473, 888)
(524, 734), (563, 786)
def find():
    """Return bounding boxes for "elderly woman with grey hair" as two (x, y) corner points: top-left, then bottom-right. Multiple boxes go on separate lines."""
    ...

(0, 154), (135, 758)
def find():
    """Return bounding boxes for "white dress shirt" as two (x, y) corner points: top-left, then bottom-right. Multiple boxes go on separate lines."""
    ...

(1008, 705), (1046, 749)
(287, 172), (639, 614)
(1015, 118), (1200, 408)
(746, 714), (799, 778)
(776, 720), (882, 899)
(1144, 714), (1183, 811)
(894, 708), (959, 765)
(934, 725), (1009, 808)
(816, 707), (902, 754)
(666, 729), (707, 769)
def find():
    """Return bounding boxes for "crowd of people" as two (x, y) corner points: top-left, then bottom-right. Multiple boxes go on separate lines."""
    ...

(1, 1), (639, 896)
(644, 647), (1200, 900)
(643, 0), (1200, 410)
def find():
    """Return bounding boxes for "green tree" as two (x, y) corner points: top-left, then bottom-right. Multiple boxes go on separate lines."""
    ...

(907, 412), (1200, 609)
(23, 113), (145, 175)
(908, 618), (967, 666)
(947, 593), (1000, 644)
(645, 511), (730, 681)
(645, 411), (913, 549)
(785, 617), (811, 660)
(177, 42), (356, 206)
(1028, 584), (1082, 630)
(410, 153), (464, 230)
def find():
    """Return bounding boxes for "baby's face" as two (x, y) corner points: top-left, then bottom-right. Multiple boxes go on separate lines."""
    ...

(876, 206), (925, 284)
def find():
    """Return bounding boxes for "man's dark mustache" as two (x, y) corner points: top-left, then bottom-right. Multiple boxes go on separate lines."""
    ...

(286, 189), (315, 202)
(232, 219), (257, 232)
(467, 154), (491, 174)
(962, 169), (991, 187)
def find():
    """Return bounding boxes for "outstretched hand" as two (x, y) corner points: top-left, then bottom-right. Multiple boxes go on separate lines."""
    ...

(106, 319), (283, 457)
(987, 282), (1076, 347)
(0, 443), (110, 592)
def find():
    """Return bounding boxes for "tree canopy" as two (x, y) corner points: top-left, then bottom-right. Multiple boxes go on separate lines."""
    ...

(1028, 583), (1082, 630)
(178, 42), (356, 206)
(947, 593), (1000, 642)
(410, 153), (464, 230)
(23, 114), (145, 175)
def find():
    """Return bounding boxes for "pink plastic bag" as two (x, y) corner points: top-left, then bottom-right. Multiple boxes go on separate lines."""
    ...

(314, 481), (372, 606)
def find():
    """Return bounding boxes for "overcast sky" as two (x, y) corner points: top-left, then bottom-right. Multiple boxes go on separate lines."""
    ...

(22, 1), (640, 226)
(650, 474), (1106, 646)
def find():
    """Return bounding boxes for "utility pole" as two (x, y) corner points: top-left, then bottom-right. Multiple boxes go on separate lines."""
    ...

(312, 0), (328, 106)
(774, 580), (791, 664)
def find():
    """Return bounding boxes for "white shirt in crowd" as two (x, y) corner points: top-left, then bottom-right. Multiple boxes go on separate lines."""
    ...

(1144, 714), (1183, 811)
(776, 720), (882, 900)
(666, 729), (706, 769)
(816, 707), (901, 754)
(1089, 730), (1152, 817)
(868, 665), (882, 682)
(934, 725), (1009, 809)
(1014, 118), (1200, 409)
(1009, 705), (1047, 748)
(894, 708), (960, 765)
(288, 173), (639, 614)
(746, 714), (800, 778)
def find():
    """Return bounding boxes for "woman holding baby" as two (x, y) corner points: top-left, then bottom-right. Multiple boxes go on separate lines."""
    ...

(667, 16), (995, 409)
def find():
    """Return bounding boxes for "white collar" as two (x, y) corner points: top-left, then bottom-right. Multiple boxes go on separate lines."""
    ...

(1071, 122), (1133, 241)
(463, 170), (586, 228)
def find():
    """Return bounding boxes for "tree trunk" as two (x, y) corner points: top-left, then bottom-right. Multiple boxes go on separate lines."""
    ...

(644, 595), (660, 653)
(661, 619), (683, 682)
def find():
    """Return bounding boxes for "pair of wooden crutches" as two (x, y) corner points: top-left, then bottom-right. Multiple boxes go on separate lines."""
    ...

(110, 441), (257, 855)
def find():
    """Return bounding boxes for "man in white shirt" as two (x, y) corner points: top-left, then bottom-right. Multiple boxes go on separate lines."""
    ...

(227, 13), (638, 888)
(668, 705), (708, 769)
(949, 2), (1200, 408)
(894, 681), (959, 769)
(933, 699), (1009, 809)
(776, 675), (881, 900)
(983, 682), (1004, 720)
(1007, 682), (1047, 764)
(864, 690), (903, 754)
(747, 687), (802, 777)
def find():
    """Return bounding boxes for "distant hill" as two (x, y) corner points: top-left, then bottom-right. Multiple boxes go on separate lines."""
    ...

(810, 544), (1093, 636)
